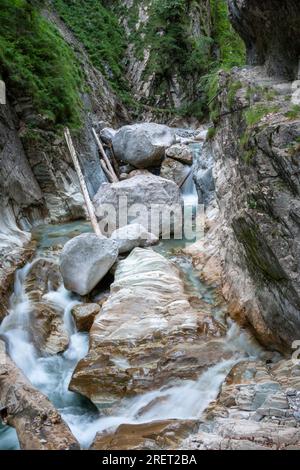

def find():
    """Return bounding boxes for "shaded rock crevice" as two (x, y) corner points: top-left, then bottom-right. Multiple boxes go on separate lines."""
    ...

(228, 0), (300, 79)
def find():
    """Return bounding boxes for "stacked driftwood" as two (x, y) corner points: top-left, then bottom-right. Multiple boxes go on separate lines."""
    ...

(64, 127), (120, 237)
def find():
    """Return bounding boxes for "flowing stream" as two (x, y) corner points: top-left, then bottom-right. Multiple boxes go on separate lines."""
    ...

(0, 144), (266, 450)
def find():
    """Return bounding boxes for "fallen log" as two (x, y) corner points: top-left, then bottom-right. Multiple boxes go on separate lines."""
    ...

(92, 128), (119, 183)
(178, 168), (193, 189)
(0, 340), (80, 450)
(107, 143), (120, 178)
(64, 127), (102, 237)
(100, 159), (115, 183)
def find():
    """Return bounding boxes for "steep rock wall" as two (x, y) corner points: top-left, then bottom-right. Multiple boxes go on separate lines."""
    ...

(210, 66), (300, 353)
(0, 2), (129, 320)
(228, 0), (300, 79)
(112, 0), (212, 121)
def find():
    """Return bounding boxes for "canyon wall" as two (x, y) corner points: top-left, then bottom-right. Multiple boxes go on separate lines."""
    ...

(207, 1), (300, 352)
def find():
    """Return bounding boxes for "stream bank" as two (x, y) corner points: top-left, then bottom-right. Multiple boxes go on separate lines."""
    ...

(0, 215), (268, 450)
(1, 137), (299, 451)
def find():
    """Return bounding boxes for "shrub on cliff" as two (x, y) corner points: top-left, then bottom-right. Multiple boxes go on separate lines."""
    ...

(0, 0), (83, 127)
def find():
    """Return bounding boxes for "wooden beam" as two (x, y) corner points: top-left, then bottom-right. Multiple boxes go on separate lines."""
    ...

(64, 127), (102, 237)
(92, 128), (119, 183)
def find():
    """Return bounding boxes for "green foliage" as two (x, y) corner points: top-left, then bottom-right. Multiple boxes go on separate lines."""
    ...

(285, 104), (300, 120)
(203, 0), (246, 120)
(246, 85), (279, 104)
(0, 0), (83, 127)
(227, 80), (242, 108)
(245, 104), (279, 126)
(141, 0), (213, 101)
(242, 149), (255, 164)
(209, 0), (246, 69)
(53, 0), (129, 100)
(177, 99), (206, 121)
(207, 126), (216, 139)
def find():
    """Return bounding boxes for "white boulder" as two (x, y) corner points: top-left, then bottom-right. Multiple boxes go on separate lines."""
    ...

(112, 123), (175, 168)
(60, 233), (119, 296)
(111, 223), (158, 254)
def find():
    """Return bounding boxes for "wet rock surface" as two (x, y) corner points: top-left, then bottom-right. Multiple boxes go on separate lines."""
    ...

(24, 259), (69, 355)
(91, 419), (199, 450)
(71, 303), (100, 332)
(0, 340), (79, 450)
(70, 248), (229, 407)
(183, 358), (300, 450)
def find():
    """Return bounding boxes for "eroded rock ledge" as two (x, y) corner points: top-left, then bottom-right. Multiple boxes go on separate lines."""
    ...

(183, 358), (300, 450)
(192, 66), (300, 353)
(0, 340), (79, 450)
(228, 0), (300, 79)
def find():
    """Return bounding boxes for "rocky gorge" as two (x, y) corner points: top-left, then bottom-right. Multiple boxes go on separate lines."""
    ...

(1, 0), (300, 453)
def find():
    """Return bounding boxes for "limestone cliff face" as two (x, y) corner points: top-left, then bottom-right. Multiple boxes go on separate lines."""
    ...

(0, 100), (44, 321)
(207, 1), (300, 353)
(113, 0), (212, 119)
(0, 4), (129, 316)
(214, 69), (300, 353)
(228, 0), (300, 80)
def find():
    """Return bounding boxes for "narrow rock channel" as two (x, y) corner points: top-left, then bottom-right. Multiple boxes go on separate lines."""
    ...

(0, 143), (273, 450)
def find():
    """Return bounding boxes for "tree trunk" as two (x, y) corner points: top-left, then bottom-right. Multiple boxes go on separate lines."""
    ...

(64, 128), (102, 237)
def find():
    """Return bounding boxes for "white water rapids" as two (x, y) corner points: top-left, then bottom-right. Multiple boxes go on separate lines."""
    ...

(0, 250), (264, 449)
(0, 143), (265, 450)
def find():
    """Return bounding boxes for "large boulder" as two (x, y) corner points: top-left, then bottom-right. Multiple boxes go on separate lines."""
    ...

(165, 144), (193, 165)
(93, 174), (183, 236)
(111, 223), (158, 254)
(69, 248), (228, 407)
(60, 233), (119, 296)
(112, 123), (175, 168)
(160, 157), (190, 186)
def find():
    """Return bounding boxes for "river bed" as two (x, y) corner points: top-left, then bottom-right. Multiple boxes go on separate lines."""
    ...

(0, 217), (266, 450)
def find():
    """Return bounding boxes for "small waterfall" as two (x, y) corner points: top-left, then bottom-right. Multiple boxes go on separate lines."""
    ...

(181, 143), (203, 207)
(0, 258), (91, 449)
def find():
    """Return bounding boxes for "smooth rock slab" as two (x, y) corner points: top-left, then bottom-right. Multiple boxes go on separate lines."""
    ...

(111, 223), (158, 254)
(25, 259), (69, 355)
(29, 302), (69, 355)
(70, 248), (228, 406)
(112, 123), (175, 168)
(91, 419), (199, 450)
(60, 233), (119, 296)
